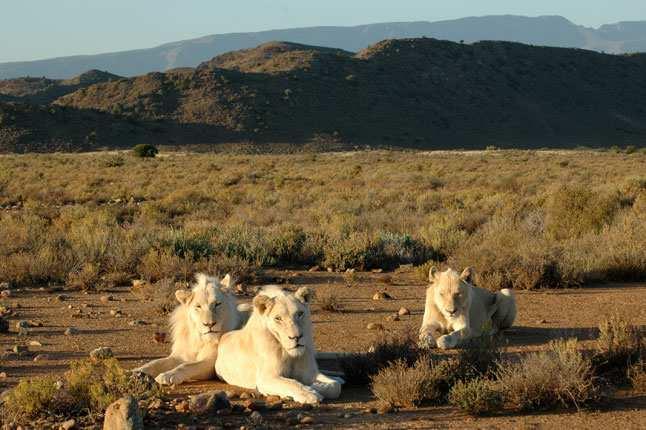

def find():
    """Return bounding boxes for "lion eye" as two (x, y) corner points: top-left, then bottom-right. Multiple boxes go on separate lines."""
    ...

(195, 304), (202, 309)
(274, 316), (282, 322)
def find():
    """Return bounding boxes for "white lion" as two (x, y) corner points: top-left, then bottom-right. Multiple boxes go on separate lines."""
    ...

(215, 286), (343, 404)
(419, 267), (516, 350)
(133, 273), (250, 385)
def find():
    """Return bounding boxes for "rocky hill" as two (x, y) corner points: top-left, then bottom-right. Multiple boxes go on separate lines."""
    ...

(2, 39), (646, 152)
(1, 16), (646, 80)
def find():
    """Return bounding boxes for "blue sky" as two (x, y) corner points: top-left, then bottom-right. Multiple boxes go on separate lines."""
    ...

(1, 0), (644, 62)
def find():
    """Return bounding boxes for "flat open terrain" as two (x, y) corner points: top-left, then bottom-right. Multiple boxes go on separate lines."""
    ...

(1, 269), (645, 429)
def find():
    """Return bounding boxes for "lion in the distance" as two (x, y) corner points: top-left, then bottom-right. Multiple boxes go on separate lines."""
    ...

(215, 286), (343, 404)
(419, 267), (516, 349)
(133, 273), (250, 385)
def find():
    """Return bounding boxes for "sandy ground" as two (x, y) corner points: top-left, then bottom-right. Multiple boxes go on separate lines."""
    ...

(1, 269), (645, 429)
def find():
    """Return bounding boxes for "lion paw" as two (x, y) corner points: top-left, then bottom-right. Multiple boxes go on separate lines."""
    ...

(418, 333), (437, 349)
(155, 371), (183, 386)
(436, 334), (456, 350)
(312, 381), (342, 399)
(294, 386), (324, 404)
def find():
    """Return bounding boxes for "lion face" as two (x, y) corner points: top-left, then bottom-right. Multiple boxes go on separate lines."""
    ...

(429, 267), (473, 320)
(176, 276), (233, 342)
(253, 287), (313, 358)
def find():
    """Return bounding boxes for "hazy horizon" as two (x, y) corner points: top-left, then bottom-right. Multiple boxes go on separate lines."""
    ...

(2, 0), (645, 63)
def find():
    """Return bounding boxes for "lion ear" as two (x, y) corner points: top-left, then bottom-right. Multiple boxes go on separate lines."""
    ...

(295, 287), (313, 305)
(428, 266), (439, 282)
(175, 289), (193, 304)
(253, 294), (275, 315)
(459, 267), (475, 284)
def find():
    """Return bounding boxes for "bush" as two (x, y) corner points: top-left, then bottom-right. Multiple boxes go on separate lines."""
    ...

(340, 333), (419, 385)
(1, 358), (158, 423)
(628, 359), (646, 391)
(132, 143), (158, 158)
(318, 293), (343, 312)
(448, 377), (502, 415)
(370, 355), (459, 408)
(496, 339), (597, 411)
(593, 315), (645, 380)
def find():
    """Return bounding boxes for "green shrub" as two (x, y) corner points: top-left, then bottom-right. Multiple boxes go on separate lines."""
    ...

(2, 376), (63, 420)
(371, 358), (433, 408)
(448, 377), (502, 415)
(132, 143), (158, 158)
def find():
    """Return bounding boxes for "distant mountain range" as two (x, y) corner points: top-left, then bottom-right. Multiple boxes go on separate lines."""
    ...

(1, 15), (646, 79)
(2, 39), (645, 152)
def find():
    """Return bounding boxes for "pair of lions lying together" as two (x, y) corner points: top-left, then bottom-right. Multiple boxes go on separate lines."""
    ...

(134, 267), (516, 404)
(133, 274), (342, 404)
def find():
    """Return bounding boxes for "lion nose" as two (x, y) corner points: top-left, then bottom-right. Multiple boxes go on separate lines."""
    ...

(447, 309), (456, 315)
(288, 334), (303, 341)
(203, 322), (216, 328)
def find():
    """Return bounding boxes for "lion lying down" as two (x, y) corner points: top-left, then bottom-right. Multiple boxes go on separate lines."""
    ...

(133, 273), (250, 385)
(215, 286), (343, 404)
(419, 267), (516, 349)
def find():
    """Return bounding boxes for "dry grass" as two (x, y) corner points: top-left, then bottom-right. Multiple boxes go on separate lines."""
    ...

(448, 377), (503, 416)
(593, 315), (645, 380)
(318, 293), (343, 312)
(496, 339), (597, 411)
(628, 360), (646, 391)
(0, 150), (644, 289)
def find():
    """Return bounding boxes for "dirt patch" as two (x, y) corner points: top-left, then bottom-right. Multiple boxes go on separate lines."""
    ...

(1, 270), (645, 428)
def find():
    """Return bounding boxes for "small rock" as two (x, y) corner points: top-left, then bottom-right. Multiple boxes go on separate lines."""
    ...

(300, 415), (314, 424)
(225, 390), (239, 399)
(27, 320), (43, 327)
(0, 290), (11, 298)
(174, 400), (190, 413)
(153, 332), (167, 343)
(90, 347), (114, 360)
(366, 323), (385, 331)
(343, 413), (353, 419)
(371, 268), (384, 273)
(385, 314), (400, 322)
(64, 327), (78, 336)
(345, 268), (356, 273)
(188, 391), (230, 414)
(56, 294), (68, 302)
(0, 371), (6, 379)
(110, 309), (122, 317)
(72, 309), (83, 318)
(239, 392), (251, 400)
(372, 291), (393, 300)
(398, 307), (410, 316)
(28, 340), (43, 347)
(537, 319), (547, 324)
(326, 267), (334, 272)
(265, 395), (281, 403)
(100, 295), (113, 304)
(33, 354), (49, 361)
(308, 265), (320, 272)
(58, 418), (76, 430)
(365, 407), (378, 414)
(241, 399), (265, 411)
(16, 320), (30, 329)
(0, 282), (10, 290)
(128, 320), (146, 326)
(103, 395), (143, 430)
(249, 411), (263, 425)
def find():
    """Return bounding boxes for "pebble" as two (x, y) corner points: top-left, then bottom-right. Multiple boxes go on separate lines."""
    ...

(64, 327), (78, 336)
(0, 290), (11, 298)
(33, 354), (50, 361)
(56, 294), (68, 302)
(128, 319), (146, 326)
(385, 314), (400, 322)
(372, 291), (393, 300)
(28, 340), (43, 347)
(398, 307), (410, 316)
(58, 418), (75, 430)
(366, 323), (385, 331)
(100, 295), (113, 304)
(109, 309), (122, 317)
(0, 372), (6, 379)
(16, 320), (30, 329)
(239, 392), (251, 400)
(308, 265), (320, 272)
(242, 399), (265, 411)
(90, 346), (114, 360)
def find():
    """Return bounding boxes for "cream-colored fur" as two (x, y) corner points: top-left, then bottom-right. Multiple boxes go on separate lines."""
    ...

(215, 286), (343, 404)
(133, 273), (250, 385)
(419, 267), (516, 349)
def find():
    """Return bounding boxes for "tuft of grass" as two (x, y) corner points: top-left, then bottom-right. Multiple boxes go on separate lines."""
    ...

(593, 315), (644, 380)
(448, 377), (503, 416)
(132, 143), (158, 158)
(628, 360), (646, 391)
(496, 339), (597, 411)
(318, 293), (343, 312)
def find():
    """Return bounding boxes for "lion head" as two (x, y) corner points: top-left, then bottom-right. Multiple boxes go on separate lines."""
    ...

(172, 273), (238, 343)
(429, 267), (474, 320)
(252, 286), (314, 358)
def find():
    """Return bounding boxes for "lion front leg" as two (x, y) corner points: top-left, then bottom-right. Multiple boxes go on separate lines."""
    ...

(155, 359), (216, 385)
(132, 356), (183, 378)
(257, 376), (324, 404)
(437, 326), (471, 349)
(419, 321), (444, 349)
(311, 373), (343, 399)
